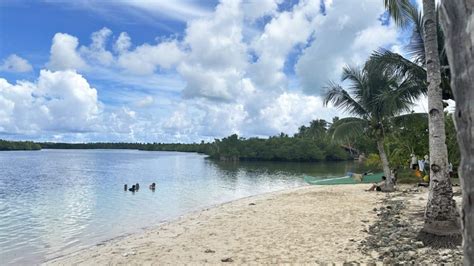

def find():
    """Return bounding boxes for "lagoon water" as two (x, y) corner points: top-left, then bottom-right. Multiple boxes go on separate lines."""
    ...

(0, 149), (365, 264)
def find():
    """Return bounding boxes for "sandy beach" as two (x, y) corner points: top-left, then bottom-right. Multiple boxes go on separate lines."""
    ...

(45, 185), (385, 264)
(45, 184), (463, 265)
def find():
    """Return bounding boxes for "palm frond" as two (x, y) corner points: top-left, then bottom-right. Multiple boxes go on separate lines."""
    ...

(331, 118), (368, 142)
(383, 0), (413, 28)
(323, 82), (368, 117)
(405, 4), (425, 63)
(391, 112), (428, 127)
(367, 49), (426, 83)
(374, 86), (415, 118)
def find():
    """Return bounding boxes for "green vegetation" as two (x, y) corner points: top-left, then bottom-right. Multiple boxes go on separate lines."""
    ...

(143, 120), (353, 162)
(0, 111), (460, 167)
(323, 55), (426, 178)
(0, 140), (41, 151)
(0, 118), (366, 162)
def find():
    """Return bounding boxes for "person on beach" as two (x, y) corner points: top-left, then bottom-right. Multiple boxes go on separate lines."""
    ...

(448, 162), (454, 177)
(418, 158), (425, 174)
(423, 155), (430, 173)
(135, 183), (140, 191)
(149, 183), (156, 190)
(124, 184), (128, 191)
(410, 154), (418, 170)
(390, 169), (398, 184)
(367, 176), (394, 192)
(129, 185), (136, 192)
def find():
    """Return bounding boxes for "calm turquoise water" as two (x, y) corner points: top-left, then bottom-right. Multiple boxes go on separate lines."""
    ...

(0, 149), (364, 264)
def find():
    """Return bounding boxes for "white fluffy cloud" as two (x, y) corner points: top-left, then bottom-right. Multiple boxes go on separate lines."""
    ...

(48, 33), (88, 71)
(80, 27), (114, 66)
(1, 0), (406, 142)
(135, 95), (154, 107)
(0, 54), (33, 73)
(114, 32), (132, 54)
(0, 70), (99, 134)
(46, 28), (184, 76)
(249, 0), (321, 91)
(178, 0), (248, 101)
(118, 40), (184, 75)
(296, 0), (398, 95)
(242, 0), (282, 21)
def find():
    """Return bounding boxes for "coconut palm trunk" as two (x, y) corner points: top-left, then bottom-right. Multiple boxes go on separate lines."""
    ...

(421, 0), (460, 237)
(440, 1), (474, 263)
(376, 139), (391, 179)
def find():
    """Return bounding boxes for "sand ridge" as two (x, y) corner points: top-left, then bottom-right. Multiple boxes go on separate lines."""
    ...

(45, 184), (385, 265)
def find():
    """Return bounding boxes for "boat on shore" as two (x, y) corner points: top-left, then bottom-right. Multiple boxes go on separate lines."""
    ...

(304, 172), (383, 185)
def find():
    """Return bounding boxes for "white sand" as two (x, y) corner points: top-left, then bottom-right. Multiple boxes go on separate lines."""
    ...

(45, 185), (386, 265)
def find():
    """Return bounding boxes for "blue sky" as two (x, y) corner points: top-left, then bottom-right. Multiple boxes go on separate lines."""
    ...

(0, 0), (417, 143)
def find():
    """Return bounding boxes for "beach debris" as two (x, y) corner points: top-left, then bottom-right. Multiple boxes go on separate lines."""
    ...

(359, 192), (463, 264)
(122, 251), (136, 257)
(249, 203), (256, 206)
(204, 249), (215, 253)
(221, 257), (233, 262)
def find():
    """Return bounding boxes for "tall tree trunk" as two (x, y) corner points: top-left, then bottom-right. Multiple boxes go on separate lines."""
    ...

(376, 139), (391, 179)
(421, 0), (460, 236)
(440, 1), (474, 263)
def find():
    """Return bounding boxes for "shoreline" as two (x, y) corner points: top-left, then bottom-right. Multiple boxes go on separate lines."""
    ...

(43, 184), (310, 263)
(45, 184), (386, 265)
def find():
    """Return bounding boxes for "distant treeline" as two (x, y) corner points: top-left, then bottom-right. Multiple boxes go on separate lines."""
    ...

(39, 142), (145, 150)
(0, 118), (372, 162)
(141, 134), (350, 161)
(0, 140), (41, 150)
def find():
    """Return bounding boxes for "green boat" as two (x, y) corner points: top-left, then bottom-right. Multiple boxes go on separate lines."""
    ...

(304, 172), (384, 185)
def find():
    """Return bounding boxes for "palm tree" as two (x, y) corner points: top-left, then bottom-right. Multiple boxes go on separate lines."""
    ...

(440, 1), (474, 263)
(384, 0), (461, 241)
(323, 60), (426, 180)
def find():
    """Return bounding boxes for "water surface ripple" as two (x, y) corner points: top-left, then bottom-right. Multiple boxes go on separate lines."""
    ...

(0, 149), (363, 264)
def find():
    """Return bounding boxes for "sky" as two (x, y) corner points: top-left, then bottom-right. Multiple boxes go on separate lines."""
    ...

(0, 0), (424, 143)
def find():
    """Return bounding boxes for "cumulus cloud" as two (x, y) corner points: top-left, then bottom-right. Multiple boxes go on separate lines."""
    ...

(2, 0), (406, 142)
(255, 92), (334, 135)
(135, 95), (154, 107)
(80, 27), (114, 66)
(114, 32), (132, 54)
(0, 70), (99, 134)
(295, 0), (398, 95)
(46, 28), (184, 76)
(178, 0), (248, 101)
(0, 54), (33, 73)
(118, 40), (184, 75)
(47, 33), (88, 71)
(242, 0), (282, 21)
(249, 0), (321, 91)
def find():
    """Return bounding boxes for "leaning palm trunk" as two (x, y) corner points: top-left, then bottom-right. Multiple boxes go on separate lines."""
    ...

(376, 139), (391, 180)
(440, 1), (474, 263)
(421, 0), (460, 237)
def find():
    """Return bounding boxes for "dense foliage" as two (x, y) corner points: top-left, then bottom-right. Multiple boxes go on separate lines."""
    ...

(0, 119), (353, 162)
(0, 140), (41, 150)
(143, 120), (352, 162)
